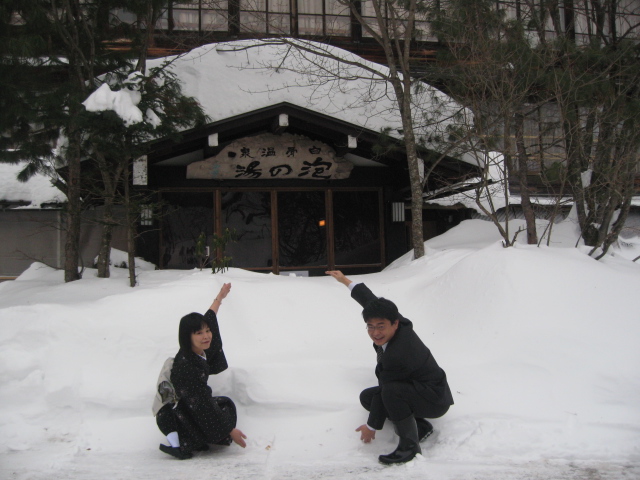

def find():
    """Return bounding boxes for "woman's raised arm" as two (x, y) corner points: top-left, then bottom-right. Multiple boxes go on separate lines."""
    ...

(209, 283), (231, 314)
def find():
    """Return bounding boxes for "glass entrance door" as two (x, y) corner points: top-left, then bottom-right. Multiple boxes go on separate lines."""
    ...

(333, 190), (381, 266)
(160, 192), (214, 269)
(277, 190), (327, 272)
(158, 188), (383, 273)
(221, 191), (273, 270)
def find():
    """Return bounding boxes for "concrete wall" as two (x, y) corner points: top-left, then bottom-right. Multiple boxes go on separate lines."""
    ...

(0, 209), (63, 278)
(0, 207), (128, 279)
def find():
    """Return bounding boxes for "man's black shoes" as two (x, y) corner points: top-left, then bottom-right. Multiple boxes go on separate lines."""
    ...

(416, 418), (434, 442)
(378, 416), (421, 465)
(159, 444), (192, 460)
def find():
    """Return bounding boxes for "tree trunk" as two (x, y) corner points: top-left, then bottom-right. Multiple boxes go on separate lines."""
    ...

(391, 77), (425, 259)
(134, 0), (156, 73)
(95, 151), (125, 278)
(514, 112), (538, 244)
(405, 128), (426, 259)
(64, 129), (82, 282)
(96, 196), (114, 278)
(124, 159), (137, 287)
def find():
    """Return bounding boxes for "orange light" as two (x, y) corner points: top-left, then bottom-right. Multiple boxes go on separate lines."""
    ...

(318, 219), (326, 227)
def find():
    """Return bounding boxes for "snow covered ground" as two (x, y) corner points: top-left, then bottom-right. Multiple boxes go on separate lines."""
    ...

(1, 219), (639, 479)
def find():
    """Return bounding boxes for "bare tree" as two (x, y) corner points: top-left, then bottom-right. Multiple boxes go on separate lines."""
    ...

(2, 1), (207, 283)
(220, 13), (471, 259)
(0, 0), (129, 282)
(429, 0), (639, 254)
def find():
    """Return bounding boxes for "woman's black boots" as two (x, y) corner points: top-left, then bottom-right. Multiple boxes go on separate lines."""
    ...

(159, 444), (192, 460)
(378, 415), (422, 465)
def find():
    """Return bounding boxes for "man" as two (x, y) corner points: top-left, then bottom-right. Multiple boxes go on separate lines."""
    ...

(326, 271), (453, 465)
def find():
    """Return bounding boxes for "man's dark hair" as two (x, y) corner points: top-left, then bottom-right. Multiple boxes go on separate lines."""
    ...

(178, 312), (213, 351)
(362, 297), (400, 323)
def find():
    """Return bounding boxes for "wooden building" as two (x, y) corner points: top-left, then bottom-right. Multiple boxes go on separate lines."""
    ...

(135, 101), (478, 275)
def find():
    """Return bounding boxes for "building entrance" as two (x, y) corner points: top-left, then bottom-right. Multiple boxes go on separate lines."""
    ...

(159, 188), (383, 275)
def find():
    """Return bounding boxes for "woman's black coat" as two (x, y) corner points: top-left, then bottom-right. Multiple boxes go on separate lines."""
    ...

(169, 309), (237, 448)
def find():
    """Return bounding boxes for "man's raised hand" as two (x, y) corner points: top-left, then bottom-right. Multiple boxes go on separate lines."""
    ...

(326, 270), (352, 287)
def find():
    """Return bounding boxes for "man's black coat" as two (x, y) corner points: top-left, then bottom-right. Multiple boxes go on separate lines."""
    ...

(352, 283), (454, 418)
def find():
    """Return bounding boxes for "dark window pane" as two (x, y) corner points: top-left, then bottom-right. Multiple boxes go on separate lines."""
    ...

(202, 10), (228, 30)
(269, 13), (291, 33)
(269, 0), (290, 13)
(278, 191), (326, 267)
(325, 0), (349, 15)
(240, 0), (266, 11)
(298, 14), (323, 34)
(173, 9), (200, 30)
(326, 15), (350, 35)
(222, 191), (272, 268)
(203, 0), (229, 8)
(298, 0), (322, 14)
(240, 11), (267, 31)
(333, 191), (380, 265)
(161, 192), (214, 269)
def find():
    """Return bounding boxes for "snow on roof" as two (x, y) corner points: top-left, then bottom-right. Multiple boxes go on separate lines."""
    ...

(3, 39), (466, 207)
(0, 163), (65, 208)
(147, 39), (467, 146)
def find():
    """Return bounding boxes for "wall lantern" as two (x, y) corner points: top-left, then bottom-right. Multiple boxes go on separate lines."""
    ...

(391, 202), (405, 222)
(140, 205), (153, 226)
(318, 219), (326, 227)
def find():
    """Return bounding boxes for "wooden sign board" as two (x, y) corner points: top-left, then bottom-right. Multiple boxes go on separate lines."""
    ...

(187, 133), (353, 180)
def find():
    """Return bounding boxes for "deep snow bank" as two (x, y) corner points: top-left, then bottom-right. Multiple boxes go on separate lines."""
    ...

(1, 236), (639, 475)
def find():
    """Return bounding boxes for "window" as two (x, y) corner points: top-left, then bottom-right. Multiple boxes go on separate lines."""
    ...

(299, 0), (350, 36)
(114, 0), (353, 37)
(239, 0), (291, 33)
(201, 0), (230, 31)
(172, 2), (201, 30)
(153, 1), (229, 32)
(360, 0), (432, 40)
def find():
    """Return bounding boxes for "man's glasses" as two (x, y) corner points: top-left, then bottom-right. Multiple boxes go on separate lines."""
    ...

(366, 324), (387, 332)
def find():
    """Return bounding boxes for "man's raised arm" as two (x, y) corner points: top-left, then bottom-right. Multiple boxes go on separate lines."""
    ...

(325, 270), (352, 287)
(326, 270), (379, 309)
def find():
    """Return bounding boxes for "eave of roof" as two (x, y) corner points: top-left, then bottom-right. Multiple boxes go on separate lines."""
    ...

(146, 102), (479, 180)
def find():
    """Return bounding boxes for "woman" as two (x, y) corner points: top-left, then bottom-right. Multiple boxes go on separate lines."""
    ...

(154, 283), (247, 459)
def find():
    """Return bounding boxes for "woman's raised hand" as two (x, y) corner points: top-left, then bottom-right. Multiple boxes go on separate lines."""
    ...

(210, 283), (231, 313)
(218, 282), (231, 300)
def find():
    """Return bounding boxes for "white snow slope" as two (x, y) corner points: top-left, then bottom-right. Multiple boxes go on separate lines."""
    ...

(1, 219), (639, 480)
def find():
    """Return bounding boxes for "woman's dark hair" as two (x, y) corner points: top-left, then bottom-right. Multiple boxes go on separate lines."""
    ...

(362, 297), (400, 323)
(178, 312), (212, 351)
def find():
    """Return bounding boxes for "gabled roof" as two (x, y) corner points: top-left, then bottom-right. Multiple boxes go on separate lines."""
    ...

(147, 102), (478, 184)
(143, 40), (478, 181)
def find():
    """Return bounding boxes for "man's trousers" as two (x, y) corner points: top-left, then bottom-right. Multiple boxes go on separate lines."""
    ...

(360, 382), (450, 429)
